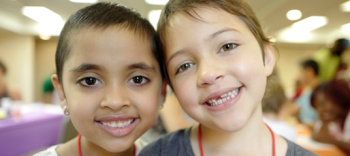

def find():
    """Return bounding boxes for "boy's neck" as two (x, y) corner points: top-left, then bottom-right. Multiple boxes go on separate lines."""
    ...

(81, 136), (134, 156)
(190, 104), (275, 156)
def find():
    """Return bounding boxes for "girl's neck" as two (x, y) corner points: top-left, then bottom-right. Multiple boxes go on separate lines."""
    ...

(81, 135), (134, 156)
(191, 105), (273, 156)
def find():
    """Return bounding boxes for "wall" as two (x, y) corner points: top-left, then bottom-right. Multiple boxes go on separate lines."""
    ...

(0, 29), (35, 102)
(34, 38), (58, 102)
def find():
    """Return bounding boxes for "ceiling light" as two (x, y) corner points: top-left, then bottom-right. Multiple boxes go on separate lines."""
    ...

(148, 10), (162, 29)
(291, 16), (328, 32)
(286, 10), (302, 21)
(340, 1), (350, 12)
(342, 23), (350, 34)
(22, 6), (62, 24)
(39, 34), (51, 40)
(282, 30), (312, 42)
(69, 0), (98, 3)
(145, 0), (169, 5)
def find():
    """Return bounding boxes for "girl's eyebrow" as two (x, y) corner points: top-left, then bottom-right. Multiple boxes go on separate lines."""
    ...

(70, 64), (102, 73)
(206, 28), (240, 41)
(127, 62), (155, 72)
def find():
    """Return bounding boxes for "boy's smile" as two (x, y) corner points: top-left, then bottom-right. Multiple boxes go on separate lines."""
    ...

(55, 26), (165, 153)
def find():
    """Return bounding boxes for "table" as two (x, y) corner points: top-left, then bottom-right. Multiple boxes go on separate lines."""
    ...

(0, 104), (64, 156)
(295, 124), (347, 156)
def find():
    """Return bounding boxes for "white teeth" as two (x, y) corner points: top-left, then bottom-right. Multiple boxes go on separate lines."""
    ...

(206, 88), (240, 106)
(101, 119), (133, 128)
(220, 94), (227, 98)
(222, 98), (226, 102)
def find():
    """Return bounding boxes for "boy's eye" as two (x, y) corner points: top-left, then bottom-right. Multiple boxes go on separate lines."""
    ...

(129, 76), (149, 85)
(220, 43), (237, 52)
(78, 77), (101, 86)
(176, 63), (194, 74)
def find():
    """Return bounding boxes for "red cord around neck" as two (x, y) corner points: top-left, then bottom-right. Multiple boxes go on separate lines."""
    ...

(198, 124), (275, 156)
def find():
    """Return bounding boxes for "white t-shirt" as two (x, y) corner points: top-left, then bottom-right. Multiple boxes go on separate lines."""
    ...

(33, 139), (146, 156)
(263, 117), (297, 142)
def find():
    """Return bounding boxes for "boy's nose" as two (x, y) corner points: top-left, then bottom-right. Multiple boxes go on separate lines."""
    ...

(197, 64), (226, 87)
(100, 86), (131, 111)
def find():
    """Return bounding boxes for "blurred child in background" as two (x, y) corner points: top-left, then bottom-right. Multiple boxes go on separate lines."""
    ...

(311, 80), (350, 155)
(262, 74), (297, 142)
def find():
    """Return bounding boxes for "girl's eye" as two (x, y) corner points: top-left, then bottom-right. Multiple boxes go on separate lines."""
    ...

(176, 63), (194, 74)
(220, 43), (237, 52)
(78, 77), (101, 87)
(129, 76), (150, 85)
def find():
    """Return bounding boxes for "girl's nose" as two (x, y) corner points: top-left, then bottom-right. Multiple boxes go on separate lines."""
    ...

(100, 86), (131, 111)
(197, 64), (226, 87)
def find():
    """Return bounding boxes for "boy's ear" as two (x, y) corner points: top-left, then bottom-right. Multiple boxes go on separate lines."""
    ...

(51, 74), (67, 109)
(263, 44), (276, 76)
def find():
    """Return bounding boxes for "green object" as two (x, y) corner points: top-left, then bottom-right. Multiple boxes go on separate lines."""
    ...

(314, 48), (340, 81)
(43, 76), (54, 93)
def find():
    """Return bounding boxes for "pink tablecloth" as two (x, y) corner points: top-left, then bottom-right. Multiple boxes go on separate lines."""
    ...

(0, 112), (64, 156)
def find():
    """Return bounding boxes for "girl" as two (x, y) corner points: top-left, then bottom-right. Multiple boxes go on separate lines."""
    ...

(35, 2), (166, 156)
(140, 0), (315, 155)
(311, 80), (350, 155)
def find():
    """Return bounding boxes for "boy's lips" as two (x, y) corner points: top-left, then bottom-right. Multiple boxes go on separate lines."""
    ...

(95, 115), (139, 137)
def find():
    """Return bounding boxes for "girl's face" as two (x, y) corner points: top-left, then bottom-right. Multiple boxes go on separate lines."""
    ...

(164, 7), (275, 132)
(314, 92), (347, 122)
(52, 27), (165, 152)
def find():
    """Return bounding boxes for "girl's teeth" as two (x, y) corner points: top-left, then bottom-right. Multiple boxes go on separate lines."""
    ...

(207, 88), (240, 106)
(101, 119), (133, 128)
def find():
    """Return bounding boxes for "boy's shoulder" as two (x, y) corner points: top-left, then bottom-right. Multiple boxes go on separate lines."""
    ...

(139, 127), (195, 156)
(285, 138), (317, 156)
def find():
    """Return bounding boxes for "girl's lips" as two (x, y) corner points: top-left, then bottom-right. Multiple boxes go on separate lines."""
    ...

(203, 87), (242, 112)
(95, 115), (139, 137)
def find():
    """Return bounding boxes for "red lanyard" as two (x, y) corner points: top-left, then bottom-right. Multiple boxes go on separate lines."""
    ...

(198, 124), (275, 156)
(77, 133), (137, 156)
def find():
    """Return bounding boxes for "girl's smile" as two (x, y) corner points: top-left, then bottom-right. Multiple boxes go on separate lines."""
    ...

(202, 87), (242, 112)
(95, 115), (139, 137)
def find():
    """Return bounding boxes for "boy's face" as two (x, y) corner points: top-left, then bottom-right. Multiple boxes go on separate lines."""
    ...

(314, 92), (346, 122)
(164, 7), (275, 132)
(52, 27), (165, 152)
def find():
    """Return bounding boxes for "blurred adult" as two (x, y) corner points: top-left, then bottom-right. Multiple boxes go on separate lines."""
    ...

(0, 60), (21, 101)
(314, 38), (350, 81)
(295, 59), (320, 126)
(311, 80), (350, 155)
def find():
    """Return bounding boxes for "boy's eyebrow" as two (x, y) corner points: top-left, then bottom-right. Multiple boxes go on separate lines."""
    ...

(70, 64), (102, 73)
(167, 50), (187, 66)
(128, 62), (155, 71)
(208, 28), (240, 40)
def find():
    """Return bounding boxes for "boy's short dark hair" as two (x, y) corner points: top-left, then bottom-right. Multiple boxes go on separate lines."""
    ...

(56, 2), (163, 82)
(301, 59), (319, 76)
(262, 74), (286, 114)
(0, 60), (7, 75)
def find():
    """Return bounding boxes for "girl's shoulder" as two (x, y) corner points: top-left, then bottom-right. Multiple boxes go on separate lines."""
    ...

(33, 144), (61, 156)
(139, 127), (195, 156)
(284, 138), (317, 156)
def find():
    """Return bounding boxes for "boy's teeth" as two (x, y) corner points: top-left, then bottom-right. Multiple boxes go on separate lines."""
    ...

(207, 88), (240, 106)
(101, 119), (133, 128)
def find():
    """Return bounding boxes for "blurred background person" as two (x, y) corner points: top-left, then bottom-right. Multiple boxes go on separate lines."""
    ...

(262, 76), (297, 142)
(314, 38), (350, 81)
(0, 60), (21, 102)
(311, 80), (350, 155)
(41, 75), (59, 105)
(294, 59), (320, 126)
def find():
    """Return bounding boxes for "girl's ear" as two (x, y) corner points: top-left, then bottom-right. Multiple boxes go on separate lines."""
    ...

(51, 74), (67, 109)
(263, 44), (276, 76)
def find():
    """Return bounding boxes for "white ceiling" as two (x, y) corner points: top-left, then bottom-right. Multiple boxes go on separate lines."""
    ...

(0, 0), (349, 44)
